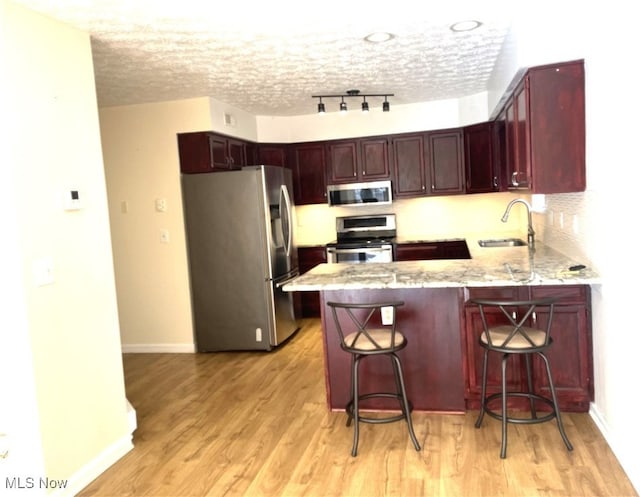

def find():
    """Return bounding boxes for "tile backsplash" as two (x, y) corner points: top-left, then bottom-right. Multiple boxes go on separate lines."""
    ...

(536, 191), (598, 266)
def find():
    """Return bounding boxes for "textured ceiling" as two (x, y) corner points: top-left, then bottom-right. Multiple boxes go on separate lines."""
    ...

(11, 0), (514, 116)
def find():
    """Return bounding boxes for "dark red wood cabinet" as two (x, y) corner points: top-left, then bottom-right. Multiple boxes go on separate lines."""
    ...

(462, 285), (592, 412)
(209, 134), (246, 170)
(320, 288), (466, 412)
(392, 130), (464, 198)
(499, 59), (585, 193)
(392, 133), (427, 197)
(395, 240), (470, 261)
(464, 121), (501, 193)
(427, 129), (465, 195)
(289, 142), (328, 205)
(178, 131), (247, 173)
(297, 246), (326, 317)
(256, 144), (288, 167)
(326, 137), (391, 184)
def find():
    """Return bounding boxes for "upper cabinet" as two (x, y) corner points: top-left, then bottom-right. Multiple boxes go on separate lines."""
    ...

(326, 137), (390, 184)
(427, 129), (464, 195)
(393, 130), (464, 198)
(178, 132), (247, 173)
(289, 142), (327, 205)
(498, 59), (585, 193)
(464, 121), (501, 193)
(256, 144), (288, 168)
(392, 133), (426, 198)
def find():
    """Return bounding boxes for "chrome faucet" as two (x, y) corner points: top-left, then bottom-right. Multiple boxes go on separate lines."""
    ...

(501, 198), (535, 249)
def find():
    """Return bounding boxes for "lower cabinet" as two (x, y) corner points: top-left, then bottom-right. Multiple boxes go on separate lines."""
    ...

(297, 246), (326, 317)
(461, 285), (593, 412)
(395, 240), (470, 261)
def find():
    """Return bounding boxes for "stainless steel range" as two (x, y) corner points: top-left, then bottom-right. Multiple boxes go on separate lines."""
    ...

(326, 214), (396, 263)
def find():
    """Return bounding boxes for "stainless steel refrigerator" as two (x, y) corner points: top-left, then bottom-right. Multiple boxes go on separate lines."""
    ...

(181, 165), (299, 351)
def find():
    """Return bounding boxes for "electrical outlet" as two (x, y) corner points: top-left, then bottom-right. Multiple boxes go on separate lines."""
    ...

(155, 198), (167, 212)
(381, 306), (394, 325)
(160, 229), (170, 243)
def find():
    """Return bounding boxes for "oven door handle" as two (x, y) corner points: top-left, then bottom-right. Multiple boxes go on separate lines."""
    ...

(327, 247), (391, 254)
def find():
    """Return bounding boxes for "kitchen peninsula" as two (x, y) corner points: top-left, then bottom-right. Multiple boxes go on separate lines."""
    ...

(284, 239), (599, 414)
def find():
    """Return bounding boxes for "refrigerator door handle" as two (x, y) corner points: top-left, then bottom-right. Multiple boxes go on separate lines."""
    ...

(280, 184), (293, 258)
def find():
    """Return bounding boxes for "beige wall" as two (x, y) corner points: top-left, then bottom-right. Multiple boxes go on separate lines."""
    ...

(1, 1), (131, 494)
(100, 98), (213, 351)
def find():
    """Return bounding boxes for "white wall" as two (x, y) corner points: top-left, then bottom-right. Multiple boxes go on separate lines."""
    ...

(497, 4), (640, 491)
(1, 2), (132, 494)
(256, 96), (479, 143)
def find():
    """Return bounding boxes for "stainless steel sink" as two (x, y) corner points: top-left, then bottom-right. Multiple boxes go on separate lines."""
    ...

(478, 238), (527, 248)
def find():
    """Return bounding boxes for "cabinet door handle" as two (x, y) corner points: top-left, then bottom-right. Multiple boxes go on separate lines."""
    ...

(511, 171), (519, 186)
(493, 176), (499, 188)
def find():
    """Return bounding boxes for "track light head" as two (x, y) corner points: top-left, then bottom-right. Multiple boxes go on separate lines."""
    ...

(361, 98), (369, 112)
(318, 99), (325, 114)
(383, 97), (390, 112)
(339, 98), (347, 113)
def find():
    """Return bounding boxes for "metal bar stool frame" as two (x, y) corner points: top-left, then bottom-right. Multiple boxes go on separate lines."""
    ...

(327, 300), (421, 457)
(471, 297), (573, 458)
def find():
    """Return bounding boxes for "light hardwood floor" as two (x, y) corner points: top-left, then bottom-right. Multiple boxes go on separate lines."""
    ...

(79, 319), (637, 497)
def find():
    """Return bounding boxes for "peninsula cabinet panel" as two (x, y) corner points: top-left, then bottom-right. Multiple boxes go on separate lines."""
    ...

(320, 288), (466, 412)
(297, 246), (326, 318)
(392, 133), (427, 197)
(462, 285), (592, 412)
(289, 143), (327, 205)
(427, 129), (464, 195)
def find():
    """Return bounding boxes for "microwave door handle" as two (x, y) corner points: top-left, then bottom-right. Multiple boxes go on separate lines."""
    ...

(280, 185), (293, 257)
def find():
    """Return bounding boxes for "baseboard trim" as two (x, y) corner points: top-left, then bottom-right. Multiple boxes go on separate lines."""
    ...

(121, 343), (196, 353)
(589, 402), (640, 495)
(50, 434), (133, 497)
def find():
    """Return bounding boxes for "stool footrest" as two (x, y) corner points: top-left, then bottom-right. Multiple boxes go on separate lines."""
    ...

(347, 392), (413, 425)
(482, 392), (557, 425)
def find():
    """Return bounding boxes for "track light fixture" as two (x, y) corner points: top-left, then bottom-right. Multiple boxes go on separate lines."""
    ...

(312, 89), (394, 114)
(339, 97), (347, 113)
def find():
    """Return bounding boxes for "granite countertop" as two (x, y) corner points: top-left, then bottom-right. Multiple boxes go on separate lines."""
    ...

(284, 238), (600, 291)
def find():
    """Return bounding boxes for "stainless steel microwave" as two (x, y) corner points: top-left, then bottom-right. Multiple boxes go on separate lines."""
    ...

(327, 180), (392, 207)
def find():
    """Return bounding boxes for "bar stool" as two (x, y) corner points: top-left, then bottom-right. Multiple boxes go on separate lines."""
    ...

(326, 300), (421, 457)
(471, 297), (573, 458)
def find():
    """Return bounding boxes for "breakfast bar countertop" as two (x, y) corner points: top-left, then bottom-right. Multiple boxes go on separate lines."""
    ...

(284, 239), (600, 291)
